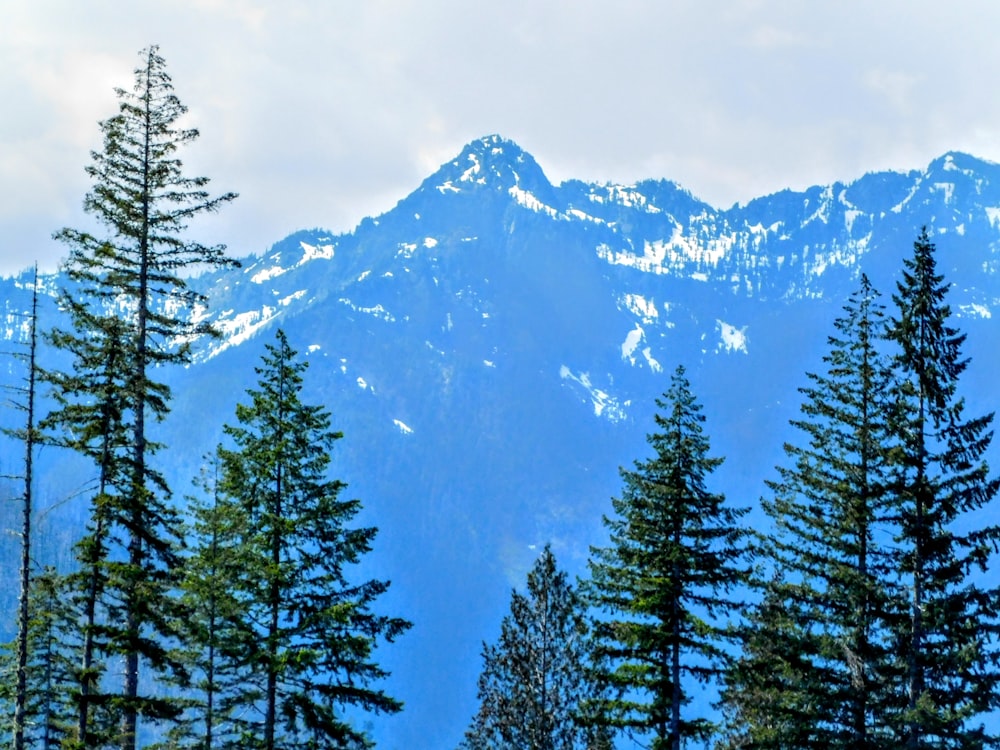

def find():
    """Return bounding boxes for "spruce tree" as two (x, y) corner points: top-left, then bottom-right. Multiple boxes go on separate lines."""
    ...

(585, 365), (750, 750)
(214, 329), (410, 749)
(731, 276), (901, 748)
(459, 544), (595, 750)
(885, 228), (1000, 748)
(48, 45), (237, 749)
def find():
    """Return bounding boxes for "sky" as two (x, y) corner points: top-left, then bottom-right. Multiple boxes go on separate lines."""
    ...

(3, 0), (1000, 276)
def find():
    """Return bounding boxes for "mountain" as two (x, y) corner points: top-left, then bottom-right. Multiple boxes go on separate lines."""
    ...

(3, 135), (1000, 748)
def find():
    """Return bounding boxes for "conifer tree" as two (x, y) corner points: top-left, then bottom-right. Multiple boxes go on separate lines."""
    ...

(885, 228), (1000, 748)
(43, 311), (130, 749)
(48, 45), (237, 749)
(214, 329), (410, 749)
(585, 366), (750, 750)
(731, 276), (901, 748)
(459, 544), (595, 750)
(716, 574), (823, 749)
(11, 568), (78, 749)
(170, 456), (254, 749)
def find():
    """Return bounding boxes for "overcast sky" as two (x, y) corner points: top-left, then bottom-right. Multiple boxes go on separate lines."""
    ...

(3, 1), (1000, 276)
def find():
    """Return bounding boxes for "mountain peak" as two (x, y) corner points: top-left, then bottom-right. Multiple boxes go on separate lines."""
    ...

(926, 150), (997, 177)
(426, 134), (553, 196)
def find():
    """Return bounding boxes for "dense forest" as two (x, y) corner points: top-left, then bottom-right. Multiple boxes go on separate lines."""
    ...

(3, 47), (1000, 750)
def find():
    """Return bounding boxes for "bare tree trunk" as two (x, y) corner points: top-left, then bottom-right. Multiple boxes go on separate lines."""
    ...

(13, 268), (40, 750)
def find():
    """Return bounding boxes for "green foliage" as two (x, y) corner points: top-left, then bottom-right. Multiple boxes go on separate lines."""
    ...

(1, 568), (77, 749)
(585, 366), (751, 750)
(44, 44), (238, 748)
(460, 545), (597, 750)
(201, 329), (410, 749)
(885, 228), (1000, 748)
(725, 233), (1000, 748)
(167, 457), (255, 748)
(725, 277), (901, 748)
(716, 574), (827, 749)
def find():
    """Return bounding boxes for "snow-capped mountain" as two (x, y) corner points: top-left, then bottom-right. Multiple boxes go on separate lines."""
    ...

(3, 135), (1000, 748)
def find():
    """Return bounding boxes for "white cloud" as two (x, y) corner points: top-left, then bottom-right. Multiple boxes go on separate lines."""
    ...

(3, 1), (1000, 276)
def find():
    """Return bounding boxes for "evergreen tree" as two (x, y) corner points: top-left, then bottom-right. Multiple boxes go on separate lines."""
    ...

(214, 329), (410, 749)
(585, 365), (750, 750)
(716, 574), (823, 749)
(885, 228), (1000, 748)
(43, 311), (130, 750)
(728, 276), (900, 748)
(15, 568), (78, 749)
(459, 544), (595, 750)
(48, 45), (237, 749)
(170, 456), (255, 749)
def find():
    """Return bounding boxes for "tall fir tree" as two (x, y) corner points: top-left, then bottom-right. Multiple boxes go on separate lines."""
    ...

(885, 228), (1000, 748)
(459, 544), (597, 750)
(213, 329), (410, 749)
(585, 366), (750, 750)
(48, 45), (237, 749)
(169, 456), (255, 749)
(725, 276), (901, 748)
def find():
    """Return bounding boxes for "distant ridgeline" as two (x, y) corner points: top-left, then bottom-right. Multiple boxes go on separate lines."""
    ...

(3, 135), (1000, 747)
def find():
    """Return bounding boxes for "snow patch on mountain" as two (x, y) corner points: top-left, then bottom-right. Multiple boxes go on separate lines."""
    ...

(297, 241), (334, 264)
(621, 324), (644, 364)
(206, 306), (280, 359)
(619, 323), (664, 372)
(892, 182), (922, 214)
(460, 152), (486, 184)
(393, 419), (414, 435)
(587, 184), (660, 213)
(559, 366), (628, 422)
(2, 313), (32, 343)
(596, 227), (729, 278)
(509, 186), (558, 218)
(960, 303), (992, 319)
(621, 293), (658, 323)
(565, 208), (605, 224)
(250, 265), (287, 284)
(643, 348), (662, 372)
(933, 182), (955, 204)
(339, 298), (396, 322)
(279, 290), (307, 307)
(802, 185), (834, 226)
(717, 320), (748, 354)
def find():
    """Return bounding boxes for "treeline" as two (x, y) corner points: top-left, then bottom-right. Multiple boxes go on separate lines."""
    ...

(2, 48), (409, 750)
(3, 45), (1000, 750)
(457, 231), (1000, 750)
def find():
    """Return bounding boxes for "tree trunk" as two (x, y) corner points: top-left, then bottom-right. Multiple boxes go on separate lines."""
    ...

(13, 270), (39, 750)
